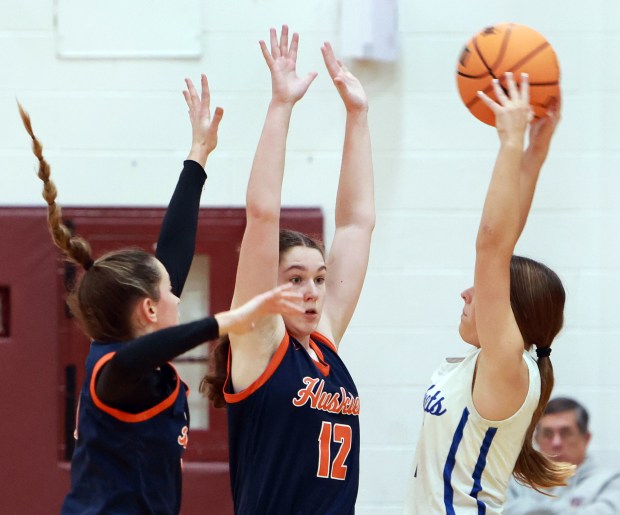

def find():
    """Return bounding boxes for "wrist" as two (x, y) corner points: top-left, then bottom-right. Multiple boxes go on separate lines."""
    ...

(269, 98), (296, 110)
(187, 142), (212, 167)
(346, 107), (369, 118)
(500, 137), (525, 151)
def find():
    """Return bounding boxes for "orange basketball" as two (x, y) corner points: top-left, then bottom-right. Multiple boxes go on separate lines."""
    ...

(456, 23), (560, 126)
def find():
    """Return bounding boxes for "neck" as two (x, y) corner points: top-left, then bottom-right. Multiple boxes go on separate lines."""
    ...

(289, 330), (311, 349)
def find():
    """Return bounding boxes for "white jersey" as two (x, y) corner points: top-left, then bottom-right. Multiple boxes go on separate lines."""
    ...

(403, 348), (540, 515)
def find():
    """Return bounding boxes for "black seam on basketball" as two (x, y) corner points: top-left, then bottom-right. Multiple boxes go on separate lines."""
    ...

(505, 41), (551, 75)
(530, 81), (560, 86)
(473, 37), (497, 80)
(465, 82), (495, 108)
(492, 23), (514, 70)
(457, 71), (490, 79)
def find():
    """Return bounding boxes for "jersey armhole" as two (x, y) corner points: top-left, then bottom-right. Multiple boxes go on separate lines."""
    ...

(90, 352), (181, 423)
(224, 332), (290, 404)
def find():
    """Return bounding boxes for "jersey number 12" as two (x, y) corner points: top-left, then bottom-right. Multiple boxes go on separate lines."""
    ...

(317, 421), (352, 480)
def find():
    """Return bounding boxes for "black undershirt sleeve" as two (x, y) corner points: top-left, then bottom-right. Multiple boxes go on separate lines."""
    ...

(95, 160), (210, 412)
(96, 318), (219, 412)
(155, 160), (207, 296)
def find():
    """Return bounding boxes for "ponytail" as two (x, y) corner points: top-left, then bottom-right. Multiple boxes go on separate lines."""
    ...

(18, 102), (93, 271)
(509, 256), (575, 490)
(200, 336), (230, 408)
(512, 351), (574, 490)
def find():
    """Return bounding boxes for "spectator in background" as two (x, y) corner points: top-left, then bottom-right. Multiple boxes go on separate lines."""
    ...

(505, 397), (620, 514)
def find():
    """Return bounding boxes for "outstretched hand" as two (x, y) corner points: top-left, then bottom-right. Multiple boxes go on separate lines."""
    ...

(216, 284), (304, 336)
(478, 72), (532, 146)
(321, 42), (368, 113)
(184, 74), (223, 165)
(259, 25), (317, 105)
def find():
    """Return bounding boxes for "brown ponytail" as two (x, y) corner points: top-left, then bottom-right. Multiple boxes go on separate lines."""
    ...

(19, 103), (162, 342)
(200, 336), (230, 408)
(509, 256), (575, 490)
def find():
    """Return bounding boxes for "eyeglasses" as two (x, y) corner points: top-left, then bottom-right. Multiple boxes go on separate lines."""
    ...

(537, 427), (581, 442)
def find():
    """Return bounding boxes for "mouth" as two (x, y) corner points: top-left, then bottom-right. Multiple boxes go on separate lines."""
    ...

(304, 308), (318, 318)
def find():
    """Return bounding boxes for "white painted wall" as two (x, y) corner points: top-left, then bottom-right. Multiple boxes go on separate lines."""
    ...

(2, 1), (619, 512)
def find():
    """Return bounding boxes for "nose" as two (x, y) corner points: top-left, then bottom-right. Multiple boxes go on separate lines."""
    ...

(304, 281), (319, 301)
(550, 432), (563, 448)
(461, 287), (474, 303)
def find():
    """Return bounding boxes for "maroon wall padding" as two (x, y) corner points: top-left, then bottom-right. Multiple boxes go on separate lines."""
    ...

(0, 206), (322, 514)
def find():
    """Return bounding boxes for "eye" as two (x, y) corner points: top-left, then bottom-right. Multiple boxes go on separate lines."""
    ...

(315, 276), (326, 285)
(290, 276), (302, 284)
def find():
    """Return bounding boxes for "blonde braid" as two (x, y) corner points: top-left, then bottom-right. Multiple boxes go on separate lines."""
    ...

(18, 102), (94, 270)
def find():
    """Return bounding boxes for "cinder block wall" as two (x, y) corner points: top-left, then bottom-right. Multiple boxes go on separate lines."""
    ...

(2, 1), (618, 512)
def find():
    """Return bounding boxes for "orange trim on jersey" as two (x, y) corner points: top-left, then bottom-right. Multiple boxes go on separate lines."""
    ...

(311, 331), (338, 353)
(224, 333), (290, 404)
(308, 339), (331, 377)
(89, 352), (181, 423)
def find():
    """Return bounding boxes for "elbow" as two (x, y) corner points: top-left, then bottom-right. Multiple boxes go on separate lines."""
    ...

(245, 200), (280, 224)
(475, 222), (516, 256)
(336, 207), (376, 232)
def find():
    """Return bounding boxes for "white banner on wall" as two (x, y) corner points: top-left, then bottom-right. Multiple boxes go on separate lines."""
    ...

(341, 0), (399, 62)
(56, 0), (202, 59)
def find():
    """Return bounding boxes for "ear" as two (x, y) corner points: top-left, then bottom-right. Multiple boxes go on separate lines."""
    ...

(135, 297), (158, 325)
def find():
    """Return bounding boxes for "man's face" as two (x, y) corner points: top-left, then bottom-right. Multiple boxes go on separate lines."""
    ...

(535, 410), (590, 466)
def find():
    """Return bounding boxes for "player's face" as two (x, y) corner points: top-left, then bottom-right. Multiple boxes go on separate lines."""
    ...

(153, 259), (181, 330)
(278, 246), (326, 341)
(458, 286), (480, 347)
(535, 410), (590, 466)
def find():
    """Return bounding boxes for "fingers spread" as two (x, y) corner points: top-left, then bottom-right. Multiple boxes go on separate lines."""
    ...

(279, 24), (289, 56)
(269, 27), (280, 58)
(289, 32), (299, 62)
(200, 74), (211, 107)
(211, 107), (224, 130)
(477, 90), (499, 112)
(491, 78), (509, 105)
(259, 40), (273, 66)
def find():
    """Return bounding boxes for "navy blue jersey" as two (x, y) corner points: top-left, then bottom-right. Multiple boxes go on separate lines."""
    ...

(225, 332), (360, 515)
(61, 341), (189, 515)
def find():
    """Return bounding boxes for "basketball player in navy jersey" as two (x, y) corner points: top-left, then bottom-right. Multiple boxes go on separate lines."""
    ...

(201, 26), (374, 514)
(20, 74), (304, 515)
(403, 74), (574, 514)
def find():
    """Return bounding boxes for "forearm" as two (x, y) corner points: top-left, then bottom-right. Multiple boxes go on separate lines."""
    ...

(246, 101), (294, 220)
(100, 318), (219, 382)
(155, 160), (206, 296)
(477, 141), (523, 252)
(517, 148), (546, 237)
(335, 110), (375, 229)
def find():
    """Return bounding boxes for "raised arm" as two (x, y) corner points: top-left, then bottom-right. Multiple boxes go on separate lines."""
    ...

(156, 75), (223, 295)
(318, 43), (375, 346)
(228, 27), (317, 389)
(517, 97), (561, 237)
(231, 26), (317, 311)
(472, 73), (536, 419)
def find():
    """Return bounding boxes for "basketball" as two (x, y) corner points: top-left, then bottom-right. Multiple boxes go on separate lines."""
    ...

(456, 23), (560, 126)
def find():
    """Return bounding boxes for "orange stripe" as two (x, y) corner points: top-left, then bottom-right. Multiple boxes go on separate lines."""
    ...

(308, 338), (331, 377)
(311, 331), (338, 353)
(224, 333), (290, 404)
(90, 352), (181, 423)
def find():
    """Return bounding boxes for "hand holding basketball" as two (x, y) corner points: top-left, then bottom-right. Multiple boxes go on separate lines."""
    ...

(457, 23), (560, 126)
(526, 96), (561, 162)
(478, 72), (532, 144)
